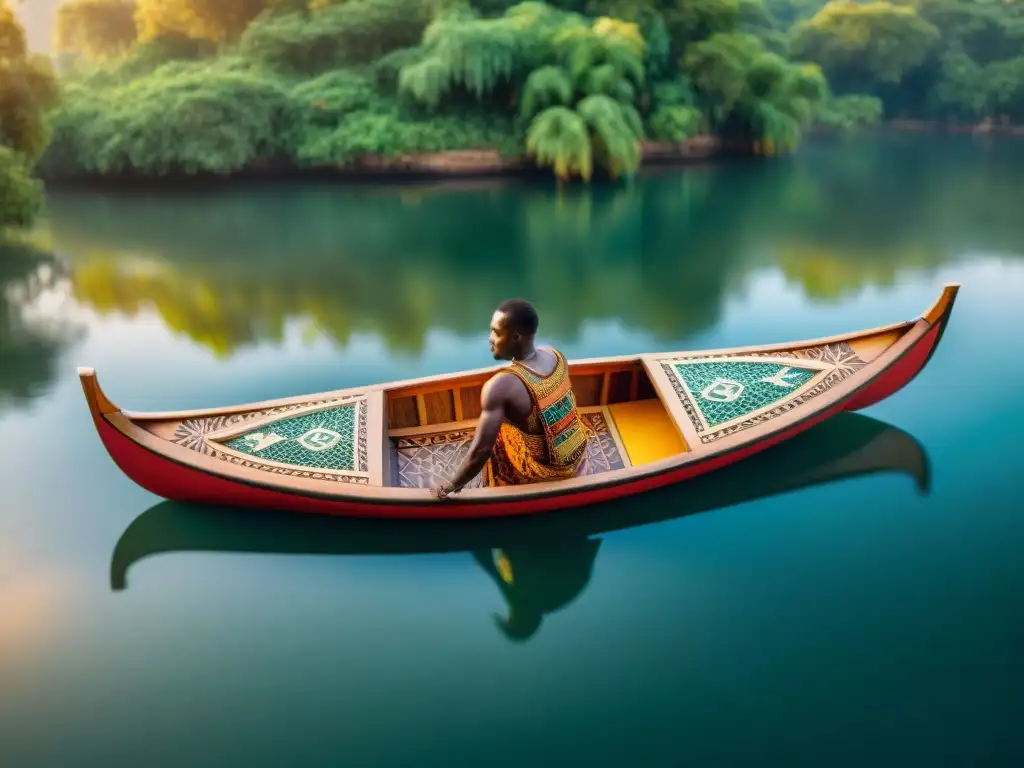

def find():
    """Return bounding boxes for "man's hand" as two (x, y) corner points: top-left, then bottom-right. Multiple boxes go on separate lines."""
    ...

(433, 482), (457, 501)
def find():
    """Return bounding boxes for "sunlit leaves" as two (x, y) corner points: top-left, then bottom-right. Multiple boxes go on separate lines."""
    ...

(558, 20), (644, 85)
(789, 1), (941, 88)
(592, 17), (645, 56)
(55, 0), (138, 58)
(0, 2), (27, 59)
(136, 0), (270, 44)
(0, 5), (57, 214)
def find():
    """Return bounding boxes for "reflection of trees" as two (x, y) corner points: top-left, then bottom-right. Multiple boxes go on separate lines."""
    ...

(48, 174), (752, 355)
(41, 134), (1024, 357)
(770, 136), (1024, 255)
(0, 241), (81, 407)
(744, 135), (1024, 299)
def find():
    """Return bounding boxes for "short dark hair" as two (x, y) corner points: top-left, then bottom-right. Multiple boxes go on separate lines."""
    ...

(497, 298), (539, 337)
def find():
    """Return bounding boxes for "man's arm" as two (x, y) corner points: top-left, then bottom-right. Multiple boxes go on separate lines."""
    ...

(437, 375), (509, 497)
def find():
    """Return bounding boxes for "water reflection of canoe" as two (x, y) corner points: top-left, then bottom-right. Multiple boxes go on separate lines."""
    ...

(110, 412), (929, 591)
(80, 284), (956, 519)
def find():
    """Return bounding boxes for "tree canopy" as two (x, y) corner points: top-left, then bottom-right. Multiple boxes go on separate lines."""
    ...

(781, 0), (1024, 122)
(0, 3), (57, 232)
(22, 0), (850, 191)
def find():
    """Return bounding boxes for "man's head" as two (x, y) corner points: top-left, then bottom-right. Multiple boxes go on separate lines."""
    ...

(490, 298), (539, 360)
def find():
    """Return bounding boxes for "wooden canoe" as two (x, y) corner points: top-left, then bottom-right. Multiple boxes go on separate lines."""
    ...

(80, 283), (958, 519)
(110, 411), (929, 591)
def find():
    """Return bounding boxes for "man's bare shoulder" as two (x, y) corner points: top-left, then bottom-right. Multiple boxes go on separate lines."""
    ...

(483, 370), (527, 403)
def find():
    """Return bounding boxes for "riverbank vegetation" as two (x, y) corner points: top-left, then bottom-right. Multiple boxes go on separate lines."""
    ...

(2, 0), (1023, 234)
(8, 0), (876, 192)
(0, 4), (58, 231)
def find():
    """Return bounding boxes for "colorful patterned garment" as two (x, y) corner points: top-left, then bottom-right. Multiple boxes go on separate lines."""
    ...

(483, 347), (590, 487)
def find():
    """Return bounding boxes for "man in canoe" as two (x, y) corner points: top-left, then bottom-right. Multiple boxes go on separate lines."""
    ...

(434, 299), (590, 500)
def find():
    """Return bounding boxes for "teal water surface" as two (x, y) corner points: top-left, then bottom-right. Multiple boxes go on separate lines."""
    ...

(1, 133), (1022, 767)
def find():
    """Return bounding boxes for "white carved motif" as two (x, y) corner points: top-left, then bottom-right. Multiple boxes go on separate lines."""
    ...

(700, 378), (744, 403)
(297, 427), (342, 452)
(241, 432), (287, 452)
(760, 366), (803, 388)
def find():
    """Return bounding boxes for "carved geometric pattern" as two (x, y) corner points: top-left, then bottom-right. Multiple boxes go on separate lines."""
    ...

(206, 448), (370, 484)
(394, 429), (485, 490)
(393, 411), (625, 489)
(578, 412), (626, 476)
(169, 395), (369, 478)
(659, 342), (867, 445)
(679, 342), (866, 379)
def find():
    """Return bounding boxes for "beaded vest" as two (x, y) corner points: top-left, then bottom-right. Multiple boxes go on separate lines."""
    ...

(505, 348), (588, 468)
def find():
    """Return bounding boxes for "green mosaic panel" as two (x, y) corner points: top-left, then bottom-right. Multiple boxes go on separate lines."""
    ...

(223, 405), (357, 471)
(673, 361), (816, 427)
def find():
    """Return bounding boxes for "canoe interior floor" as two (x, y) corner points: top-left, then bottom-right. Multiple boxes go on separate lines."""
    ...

(388, 408), (630, 489)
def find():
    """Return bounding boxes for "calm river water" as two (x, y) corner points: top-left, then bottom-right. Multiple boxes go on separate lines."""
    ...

(2, 133), (1022, 766)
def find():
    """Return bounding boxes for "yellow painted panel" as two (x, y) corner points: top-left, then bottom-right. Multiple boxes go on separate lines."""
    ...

(608, 399), (688, 466)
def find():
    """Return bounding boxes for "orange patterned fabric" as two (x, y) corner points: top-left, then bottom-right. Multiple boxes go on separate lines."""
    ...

(484, 347), (589, 487)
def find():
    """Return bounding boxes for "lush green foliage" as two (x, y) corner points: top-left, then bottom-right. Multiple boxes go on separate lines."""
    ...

(776, 0), (1024, 123)
(238, 0), (430, 75)
(7, 0), (1022, 200)
(683, 31), (828, 151)
(0, 147), (42, 229)
(31, 0), (840, 186)
(0, 3), (57, 232)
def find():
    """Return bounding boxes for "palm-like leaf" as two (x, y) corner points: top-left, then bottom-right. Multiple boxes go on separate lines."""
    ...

(398, 56), (451, 109)
(579, 62), (634, 103)
(576, 93), (641, 177)
(400, 12), (522, 108)
(592, 17), (645, 57)
(526, 105), (592, 181)
(520, 65), (573, 121)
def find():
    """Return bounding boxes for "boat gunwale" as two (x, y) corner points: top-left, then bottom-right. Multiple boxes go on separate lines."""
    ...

(80, 283), (958, 507)
(95, 321), (926, 503)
